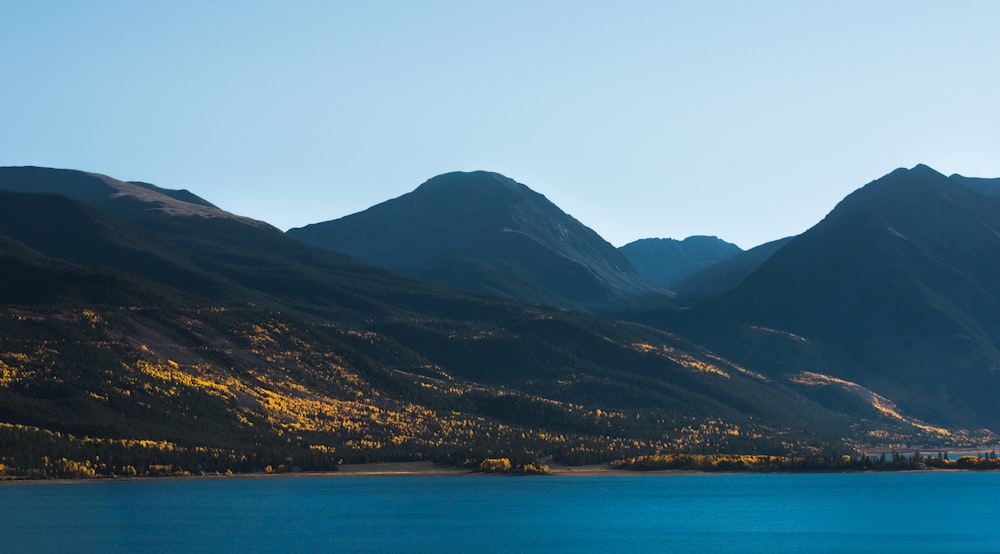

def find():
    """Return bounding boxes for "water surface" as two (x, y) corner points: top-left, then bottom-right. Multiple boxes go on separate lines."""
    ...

(2, 472), (998, 553)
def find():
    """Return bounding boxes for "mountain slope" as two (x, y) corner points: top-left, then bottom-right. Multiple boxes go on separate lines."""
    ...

(0, 166), (269, 228)
(0, 167), (460, 321)
(287, 171), (665, 310)
(950, 173), (1000, 199)
(644, 165), (1000, 431)
(620, 236), (742, 287)
(2, 166), (933, 477)
(0, 191), (235, 300)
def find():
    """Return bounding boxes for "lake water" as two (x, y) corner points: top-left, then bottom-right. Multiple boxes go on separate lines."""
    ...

(2, 472), (999, 553)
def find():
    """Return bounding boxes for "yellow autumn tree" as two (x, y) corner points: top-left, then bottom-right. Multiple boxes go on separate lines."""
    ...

(479, 458), (511, 473)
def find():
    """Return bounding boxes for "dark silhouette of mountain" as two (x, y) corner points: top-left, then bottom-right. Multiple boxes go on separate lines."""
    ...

(619, 236), (742, 287)
(5, 166), (918, 477)
(287, 171), (665, 310)
(0, 232), (189, 307)
(644, 164), (1000, 431)
(0, 191), (235, 300)
(669, 237), (793, 305)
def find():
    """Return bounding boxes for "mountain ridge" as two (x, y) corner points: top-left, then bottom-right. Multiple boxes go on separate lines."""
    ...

(620, 235), (743, 287)
(0, 166), (271, 228)
(288, 170), (666, 310)
(640, 164), (1000, 430)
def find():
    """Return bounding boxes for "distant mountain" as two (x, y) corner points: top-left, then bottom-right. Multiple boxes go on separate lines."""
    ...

(288, 171), (666, 310)
(619, 236), (742, 287)
(669, 237), (792, 305)
(643, 164), (1000, 431)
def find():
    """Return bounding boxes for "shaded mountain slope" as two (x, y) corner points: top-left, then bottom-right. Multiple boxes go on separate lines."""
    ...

(669, 237), (793, 305)
(642, 165), (1000, 431)
(949, 173), (1000, 199)
(0, 191), (234, 300)
(0, 168), (474, 322)
(287, 171), (665, 310)
(620, 236), (742, 287)
(0, 233), (189, 308)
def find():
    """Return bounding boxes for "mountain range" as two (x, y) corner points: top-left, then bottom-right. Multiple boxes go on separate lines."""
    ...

(1, 163), (997, 477)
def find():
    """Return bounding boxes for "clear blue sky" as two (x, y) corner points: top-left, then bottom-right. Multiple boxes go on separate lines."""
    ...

(3, 1), (999, 249)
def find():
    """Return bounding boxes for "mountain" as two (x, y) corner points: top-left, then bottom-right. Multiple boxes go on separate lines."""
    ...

(0, 190), (234, 300)
(668, 237), (792, 305)
(619, 236), (742, 287)
(4, 166), (926, 478)
(287, 171), (666, 311)
(949, 173), (1000, 199)
(0, 167), (444, 319)
(0, 166), (269, 228)
(641, 164), (1000, 432)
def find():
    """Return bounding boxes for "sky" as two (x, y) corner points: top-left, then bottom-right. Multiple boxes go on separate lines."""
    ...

(3, 1), (1000, 249)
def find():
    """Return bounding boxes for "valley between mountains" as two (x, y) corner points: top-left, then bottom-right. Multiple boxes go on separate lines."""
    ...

(1, 164), (998, 478)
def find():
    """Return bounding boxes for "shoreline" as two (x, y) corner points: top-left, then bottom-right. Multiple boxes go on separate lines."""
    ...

(0, 462), (680, 484)
(3, 460), (986, 484)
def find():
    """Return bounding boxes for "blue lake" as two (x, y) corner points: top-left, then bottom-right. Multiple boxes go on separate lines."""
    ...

(2, 472), (999, 553)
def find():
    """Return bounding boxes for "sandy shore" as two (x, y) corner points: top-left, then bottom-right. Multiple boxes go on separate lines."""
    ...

(333, 460), (630, 477)
(334, 461), (474, 476)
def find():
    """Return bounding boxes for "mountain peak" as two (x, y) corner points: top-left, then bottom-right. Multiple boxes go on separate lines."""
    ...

(620, 235), (742, 287)
(288, 171), (660, 309)
(685, 163), (1000, 429)
(823, 164), (957, 222)
(410, 171), (542, 209)
(879, 164), (945, 183)
(417, 170), (523, 191)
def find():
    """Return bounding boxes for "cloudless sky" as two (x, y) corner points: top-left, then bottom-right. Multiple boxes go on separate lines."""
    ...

(3, 1), (999, 249)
